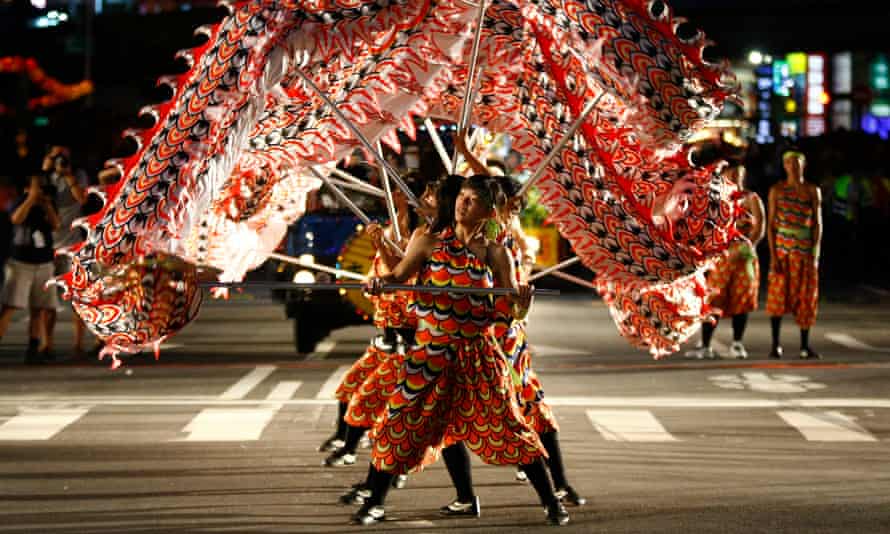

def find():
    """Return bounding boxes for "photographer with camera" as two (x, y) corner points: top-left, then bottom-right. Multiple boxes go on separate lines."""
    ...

(0, 174), (61, 364)
(39, 146), (95, 359)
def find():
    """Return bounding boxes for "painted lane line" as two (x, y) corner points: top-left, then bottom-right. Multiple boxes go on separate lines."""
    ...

(315, 365), (351, 399)
(777, 410), (878, 442)
(709, 372), (826, 393)
(218, 366), (277, 399)
(0, 407), (90, 440)
(266, 381), (302, 401)
(179, 408), (278, 441)
(178, 379), (298, 442)
(825, 332), (890, 353)
(305, 340), (336, 361)
(586, 410), (678, 442)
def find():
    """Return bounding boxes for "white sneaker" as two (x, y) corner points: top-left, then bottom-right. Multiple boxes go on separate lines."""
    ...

(684, 346), (715, 360)
(729, 341), (749, 359)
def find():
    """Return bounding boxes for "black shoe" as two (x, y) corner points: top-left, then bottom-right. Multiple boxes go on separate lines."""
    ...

(24, 346), (47, 365)
(768, 346), (784, 359)
(545, 501), (569, 527)
(391, 474), (407, 489)
(318, 435), (345, 453)
(545, 501), (570, 526)
(351, 503), (385, 525)
(339, 483), (371, 505)
(555, 486), (586, 506)
(799, 347), (821, 360)
(323, 448), (356, 467)
(40, 348), (56, 362)
(439, 496), (480, 517)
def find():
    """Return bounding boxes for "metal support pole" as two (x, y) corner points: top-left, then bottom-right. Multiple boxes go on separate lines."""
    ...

(517, 91), (605, 198)
(528, 256), (581, 282)
(200, 280), (560, 296)
(294, 69), (420, 208)
(266, 252), (365, 281)
(330, 168), (385, 196)
(378, 141), (402, 243)
(308, 166), (404, 256)
(327, 176), (384, 198)
(424, 118), (453, 172)
(452, 0), (488, 172)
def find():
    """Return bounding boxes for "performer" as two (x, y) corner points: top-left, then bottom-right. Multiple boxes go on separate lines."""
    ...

(493, 174), (585, 506)
(352, 176), (569, 526)
(338, 174), (463, 505)
(319, 174), (425, 466)
(766, 151), (822, 359)
(686, 163), (765, 360)
(445, 134), (585, 512)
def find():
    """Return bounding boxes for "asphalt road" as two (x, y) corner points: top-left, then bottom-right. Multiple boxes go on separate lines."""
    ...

(1, 292), (889, 533)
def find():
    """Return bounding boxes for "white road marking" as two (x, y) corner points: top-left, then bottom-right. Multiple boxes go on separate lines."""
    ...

(777, 410), (878, 442)
(266, 381), (302, 401)
(315, 365), (351, 399)
(825, 332), (890, 353)
(305, 340), (336, 361)
(179, 408), (279, 441)
(860, 284), (890, 297)
(0, 407), (90, 440)
(179, 379), (294, 441)
(709, 372), (826, 393)
(218, 366), (277, 399)
(586, 410), (678, 442)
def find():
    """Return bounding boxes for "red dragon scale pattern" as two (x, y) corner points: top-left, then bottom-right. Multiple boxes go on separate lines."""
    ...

(58, 0), (741, 362)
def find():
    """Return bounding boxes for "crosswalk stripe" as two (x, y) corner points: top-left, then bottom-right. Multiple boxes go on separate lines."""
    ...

(218, 366), (277, 399)
(777, 410), (878, 442)
(0, 408), (89, 440)
(179, 378), (297, 442)
(585, 409), (678, 442)
(315, 365), (351, 399)
(825, 332), (890, 353)
(179, 408), (279, 441)
(267, 381), (302, 401)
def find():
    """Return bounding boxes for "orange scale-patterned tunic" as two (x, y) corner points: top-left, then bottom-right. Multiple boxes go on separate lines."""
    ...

(491, 231), (559, 435)
(336, 247), (415, 428)
(707, 192), (760, 317)
(369, 228), (545, 475)
(766, 183), (819, 328)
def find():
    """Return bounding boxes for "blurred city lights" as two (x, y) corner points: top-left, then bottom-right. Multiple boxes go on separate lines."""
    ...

(748, 50), (763, 65)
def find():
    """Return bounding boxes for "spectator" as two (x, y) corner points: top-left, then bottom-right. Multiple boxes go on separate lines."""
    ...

(0, 175), (61, 364)
(40, 146), (92, 358)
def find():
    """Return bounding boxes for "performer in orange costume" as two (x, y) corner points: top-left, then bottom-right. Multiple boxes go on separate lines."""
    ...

(766, 151), (822, 359)
(320, 177), (425, 469)
(687, 163), (765, 360)
(352, 176), (569, 527)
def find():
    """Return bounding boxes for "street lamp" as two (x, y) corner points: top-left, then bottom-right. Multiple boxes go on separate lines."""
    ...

(748, 50), (764, 65)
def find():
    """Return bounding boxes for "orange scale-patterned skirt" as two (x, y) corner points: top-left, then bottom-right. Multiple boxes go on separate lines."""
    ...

(491, 296), (559, 435)
(369, 228), (546, 475)
(343, 346), (405, 429)
(369, 336), (545, 475)
(335, 342), (390, 404)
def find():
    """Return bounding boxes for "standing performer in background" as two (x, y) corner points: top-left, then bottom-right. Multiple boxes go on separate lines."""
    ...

(687, 163), (765, 360)
(766, 151), (822, 360)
